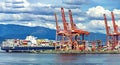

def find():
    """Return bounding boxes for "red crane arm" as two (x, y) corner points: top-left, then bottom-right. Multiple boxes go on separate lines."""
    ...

(103, 14), (109, 35)
(61, 7), (67, 31)
(54, 13), (59, 31)
(111, 12), (118, 33)
(116, 25), (118, 32)
(68, 9), (89, 35)
(68, 10), (75, 30)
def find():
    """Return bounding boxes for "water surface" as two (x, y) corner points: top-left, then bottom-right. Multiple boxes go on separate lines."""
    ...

(0, 52), (120, 65)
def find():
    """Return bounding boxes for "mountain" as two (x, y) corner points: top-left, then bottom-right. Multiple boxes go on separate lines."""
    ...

(85, 32), (106, 42)
(0, 24), (56, 43)
(0, 24), (106, 43)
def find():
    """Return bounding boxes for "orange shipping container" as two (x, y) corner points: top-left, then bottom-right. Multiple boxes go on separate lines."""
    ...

(22, 40), (28, 45)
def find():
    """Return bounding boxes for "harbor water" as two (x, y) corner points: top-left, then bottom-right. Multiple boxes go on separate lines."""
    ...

(0, 52), (120, 65)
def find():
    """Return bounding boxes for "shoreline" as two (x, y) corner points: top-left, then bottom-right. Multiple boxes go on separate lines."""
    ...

(30, 50), (120, 54)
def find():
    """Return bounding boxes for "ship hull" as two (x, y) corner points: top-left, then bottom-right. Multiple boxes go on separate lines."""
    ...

(1, 46), (58, 52)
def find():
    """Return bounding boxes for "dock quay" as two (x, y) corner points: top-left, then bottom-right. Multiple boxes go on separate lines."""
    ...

(30, 50), (120, 54)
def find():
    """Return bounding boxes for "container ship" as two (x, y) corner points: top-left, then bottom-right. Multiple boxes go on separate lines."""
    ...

(1, 35), (58, 52)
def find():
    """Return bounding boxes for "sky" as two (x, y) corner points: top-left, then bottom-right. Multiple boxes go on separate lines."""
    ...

(0, 0), (120, 34)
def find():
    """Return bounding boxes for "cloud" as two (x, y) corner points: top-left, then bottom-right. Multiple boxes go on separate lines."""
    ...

(0, 0), (120, 34)
(6, 0), (29, 8)
(0, 20), (56, 30)
(59, 0), (90, 9)
(113, 9), (120, 19)
(69, 20), (106, 33)
(86, 6), (120, 33)
(75, 20), (107, 33)
(0, 0), (56, 21)
(76, 23), (86, 29)
(77, 17), (86, 22)
(63, 0), (88, 5)
(0, 0), (88, 31)
(21, 21), (56, 30)
(87, 6), (120, 20)
(84, 19), (120, 34)
(87, 20), (105, 29)
(0, 0), (29, 13)
(0, 0), (54, 15)
(0, 14), (85, 31)
(85, 20), (106, 33)
(87, 6), (110, 19)
(0, 0), (58, 30)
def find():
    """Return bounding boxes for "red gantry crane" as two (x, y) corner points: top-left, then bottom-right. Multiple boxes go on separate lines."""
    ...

(54, 13), (61, 41)
(68, 9), (89, 50)
(104, 13), (114, 50)
(54, 12), (70, 41)
(103, 14), (111, 36)
(54, 8), (72, 50)
(60, 7), (72, 42)
(103, 12), (120, 50)
(54, 7), (90, 50)
(111, 12), (118, 34)
(54, 12), (71, 49)
(68, 9), (89, 40)
(103, 14), (112, 44)
(111, 12), (120, 49)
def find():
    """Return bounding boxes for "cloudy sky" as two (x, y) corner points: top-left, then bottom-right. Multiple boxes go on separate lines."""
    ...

(0, 0), (120, 34)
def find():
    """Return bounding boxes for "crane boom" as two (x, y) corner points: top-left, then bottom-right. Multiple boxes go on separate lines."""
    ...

(68, 10), (75, 30)
(103, 14), (109, 35)
(54, 13), (59, 31)
(111, 12), (118, 33)
(61, 7), (68, 31)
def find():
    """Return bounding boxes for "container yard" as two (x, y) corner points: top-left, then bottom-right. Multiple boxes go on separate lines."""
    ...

(1, 7), (120, 54)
